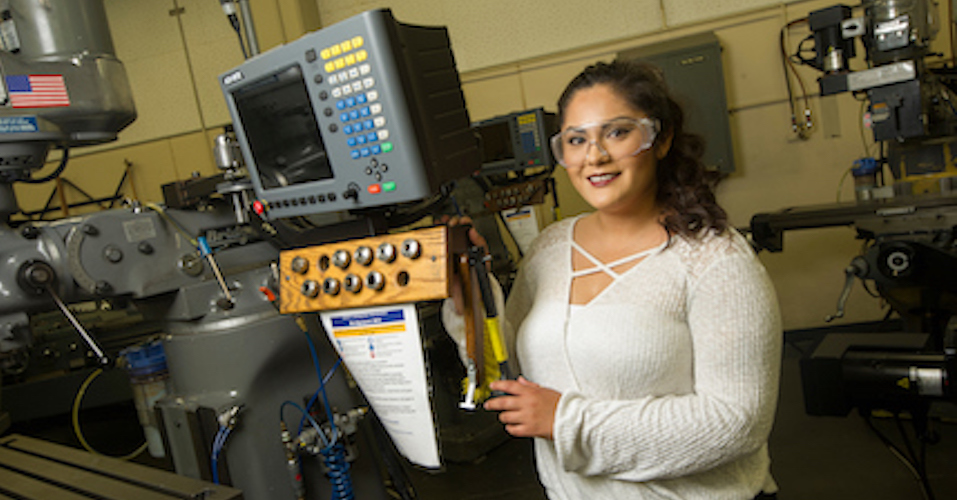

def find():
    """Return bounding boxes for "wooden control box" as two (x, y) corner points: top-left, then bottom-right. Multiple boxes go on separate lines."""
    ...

(280, 226), (468, 313)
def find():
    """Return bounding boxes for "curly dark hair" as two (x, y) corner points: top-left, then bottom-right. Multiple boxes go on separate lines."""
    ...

(557, 60), (727, 237)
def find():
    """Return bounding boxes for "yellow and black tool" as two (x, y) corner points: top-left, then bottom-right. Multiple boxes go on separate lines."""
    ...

(457, 241), (510, 410)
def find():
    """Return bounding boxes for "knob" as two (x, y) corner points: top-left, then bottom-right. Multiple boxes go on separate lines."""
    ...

(366, 271), (385, 291)
(344, 274), (362, 293)
(323, 278), (341, 295)
(354, 246), (374, 266)
(332, 249), (351, 269)
(291, 256), (309, 274)
(377, 242), (396, 263)
(301, 280), (320, 298)
(401, 239), (421, 259)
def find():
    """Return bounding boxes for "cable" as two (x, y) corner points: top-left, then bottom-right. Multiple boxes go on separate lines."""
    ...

(211, 425), (233, 484)
(219, 0), (248, 59)
(281, 400), (329, 447)
(300, 323), (339, 446)
(298, 358), (343, 436)
(72, 368), (148, 460)
(22, 147), (69, 184)
(861, 411), (935, 500)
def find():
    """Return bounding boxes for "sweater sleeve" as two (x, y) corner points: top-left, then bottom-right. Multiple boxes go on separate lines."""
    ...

(552, 252), (782, 481)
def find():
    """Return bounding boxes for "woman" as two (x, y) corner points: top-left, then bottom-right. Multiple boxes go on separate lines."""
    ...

(445, 60), (781, 499)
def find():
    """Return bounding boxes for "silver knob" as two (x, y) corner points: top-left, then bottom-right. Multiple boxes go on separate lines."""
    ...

(366, 271), (385, 291)
(323, 278), (341, 296)
(354, 246), (374, 266)
(377, 242), (396, 263)
(332, 249), (351, 269)
(291, 256), (309, 274)
(344, 273), (363, 293)
(401, 239), (421, 259)
(301, 280), (320, 298)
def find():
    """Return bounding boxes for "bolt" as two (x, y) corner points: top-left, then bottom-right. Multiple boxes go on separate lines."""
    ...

(104, 245), (123, 263)
(82, 224), (99, 236)
(94, 281), (113, 294)
(138, 242), (154, 255)
(20, 225), (39, 239)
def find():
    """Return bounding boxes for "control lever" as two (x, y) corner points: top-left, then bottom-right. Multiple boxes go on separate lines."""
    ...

(18, 261), (110, 366)
(825, 256), (869, 323)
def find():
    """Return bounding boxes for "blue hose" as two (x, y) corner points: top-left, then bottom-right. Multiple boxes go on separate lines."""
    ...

(322, 442), (355, 500)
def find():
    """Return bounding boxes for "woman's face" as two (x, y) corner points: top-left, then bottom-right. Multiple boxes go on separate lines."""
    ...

(559, 84), (660, 217)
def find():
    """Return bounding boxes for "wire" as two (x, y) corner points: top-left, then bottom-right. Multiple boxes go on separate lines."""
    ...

(298, 358), (342, 435)
(836, 167), (853, 202)
(861, 411), (935, 500)
(300, 323), (339, 447)
(281, 400), (329, 447)
(211, 425), (233, 484)
(72, 368), (149, 460)
(22, 147), (70, 184)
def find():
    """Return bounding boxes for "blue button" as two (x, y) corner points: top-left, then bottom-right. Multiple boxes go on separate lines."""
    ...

(336, 100), (346, 110)
(354, 122), (364, 132)
(356, 135), (366, 145)
(340, 113), (350, 122)
(356, 94), (367, 104)
(351, 150), (361, 159)
(360, 148), (371, 157)
(347, 137), (357, 147)
(346, 97), (356, 107)
(343, 124), (353, 134)
(366, 132), (378, 142)
(349, 110), (360, 120)
(360, 107), (370, 117)
(364, 119), (374, 129)
(372, 145), (382, 155)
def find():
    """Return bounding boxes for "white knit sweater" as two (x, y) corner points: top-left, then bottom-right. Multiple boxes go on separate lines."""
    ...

(447, 215), (782, 499)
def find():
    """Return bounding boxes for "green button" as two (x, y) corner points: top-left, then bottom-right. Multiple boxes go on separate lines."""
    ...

(382, 142), (393, 153)
(383, 181), (396, 192)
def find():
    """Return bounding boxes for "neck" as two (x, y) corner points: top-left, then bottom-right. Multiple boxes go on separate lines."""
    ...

(590, 198), (666, 244)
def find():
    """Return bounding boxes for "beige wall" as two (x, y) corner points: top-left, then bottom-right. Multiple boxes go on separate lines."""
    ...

(15, 0), (952, 330)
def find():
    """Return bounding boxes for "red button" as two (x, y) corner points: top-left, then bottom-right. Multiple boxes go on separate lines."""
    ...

(368, 184), (381, 194)
(252, 200), (265, 215)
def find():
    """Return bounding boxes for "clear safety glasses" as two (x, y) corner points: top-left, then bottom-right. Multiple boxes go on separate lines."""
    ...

(549, 117), (660, 168)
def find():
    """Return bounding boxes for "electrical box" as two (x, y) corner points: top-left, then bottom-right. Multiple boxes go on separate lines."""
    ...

(618, 32), (735, 173)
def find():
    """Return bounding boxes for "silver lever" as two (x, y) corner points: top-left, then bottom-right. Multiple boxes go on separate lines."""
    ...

(825, 257), (869, 323)
(20, 261), (110, 365)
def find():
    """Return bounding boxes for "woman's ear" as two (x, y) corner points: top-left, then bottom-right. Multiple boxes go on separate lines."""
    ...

(656, 130), (674, 160)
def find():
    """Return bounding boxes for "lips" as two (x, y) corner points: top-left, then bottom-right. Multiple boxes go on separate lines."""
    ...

(587, 173), (619, 187)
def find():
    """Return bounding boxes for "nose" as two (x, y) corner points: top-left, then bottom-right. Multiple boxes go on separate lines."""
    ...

(584, 138), (610, 164)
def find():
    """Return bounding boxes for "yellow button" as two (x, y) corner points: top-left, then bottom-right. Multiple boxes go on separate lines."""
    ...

(352, 36), (364, 48)
(330, 44), (341, 56)
(345, 54), (356, 65)
(356, 50), (368, 62)
(320, 48), (332, 60)
(341, 40), (352, 52)
(334, 58), (345, 69)
(324, 62), (335, 73)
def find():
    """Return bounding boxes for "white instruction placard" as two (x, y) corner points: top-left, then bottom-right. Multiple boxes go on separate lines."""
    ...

(319, 304), (440, 468)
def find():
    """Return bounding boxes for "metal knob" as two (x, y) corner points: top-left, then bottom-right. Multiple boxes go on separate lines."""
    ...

(354, 246), (373, 266)
(377, 242), (396, 263)
(301, 280), (320, 298)
(401, 239), (420, 259)
(344, 274), (362, 293)
(366, 271), (385, 291)
(291, 256), (309, 274)
(332, 249), (351, 269)
(323, 278), (341, 296)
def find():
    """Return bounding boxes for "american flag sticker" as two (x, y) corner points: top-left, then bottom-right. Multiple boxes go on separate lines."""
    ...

(6, 75), (70, 108)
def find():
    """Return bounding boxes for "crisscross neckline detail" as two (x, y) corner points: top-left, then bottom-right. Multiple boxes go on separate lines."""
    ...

(570, 240), (664, 279)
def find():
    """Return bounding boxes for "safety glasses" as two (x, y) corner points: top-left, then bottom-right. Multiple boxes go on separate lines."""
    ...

(550, 117), (659, 168)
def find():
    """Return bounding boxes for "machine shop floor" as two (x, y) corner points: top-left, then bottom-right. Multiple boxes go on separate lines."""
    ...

(7, 341), (957, 499)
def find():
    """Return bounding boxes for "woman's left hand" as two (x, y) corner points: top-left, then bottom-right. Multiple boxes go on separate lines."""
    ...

(484, 376), (561, 440)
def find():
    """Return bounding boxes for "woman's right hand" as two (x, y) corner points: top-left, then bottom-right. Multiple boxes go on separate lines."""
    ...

(438, 214), (488, 316)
